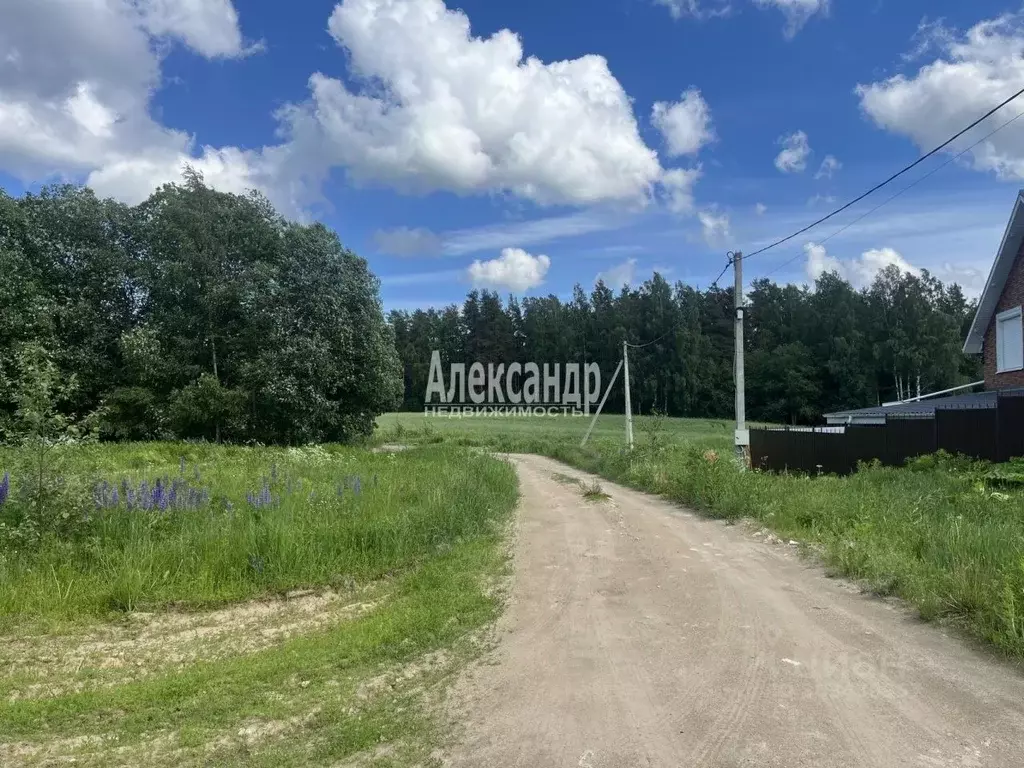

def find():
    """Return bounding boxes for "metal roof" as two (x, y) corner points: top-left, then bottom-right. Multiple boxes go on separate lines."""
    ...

(963, 190), (1024, 354)
(823, 390), (1023, 423)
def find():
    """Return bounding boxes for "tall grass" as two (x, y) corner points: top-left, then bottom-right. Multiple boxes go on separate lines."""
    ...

(0, 442), (518, 624)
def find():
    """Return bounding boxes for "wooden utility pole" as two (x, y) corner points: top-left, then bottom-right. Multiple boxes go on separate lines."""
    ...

(733, 251), (748, 465)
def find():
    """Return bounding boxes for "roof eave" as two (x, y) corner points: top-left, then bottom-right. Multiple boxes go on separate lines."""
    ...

(963, 190), (1024, 355)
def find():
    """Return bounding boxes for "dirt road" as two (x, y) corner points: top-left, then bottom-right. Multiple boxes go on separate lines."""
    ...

(445, 454), (1024, 768)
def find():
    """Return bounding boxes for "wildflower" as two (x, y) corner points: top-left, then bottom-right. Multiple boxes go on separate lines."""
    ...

(271, 463), (278, 482)
(1, 472), (10, 505)
(180, 456), (186, 475)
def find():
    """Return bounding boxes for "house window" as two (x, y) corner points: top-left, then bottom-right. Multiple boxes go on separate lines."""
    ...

(996, 306), (1024, 373)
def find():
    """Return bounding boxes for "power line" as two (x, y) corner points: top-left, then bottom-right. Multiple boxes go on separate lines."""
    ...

(759, 106), (1024, 280)
(744, 83), (1024, 262)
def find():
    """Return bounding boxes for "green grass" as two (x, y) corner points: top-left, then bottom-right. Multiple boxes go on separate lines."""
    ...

(0, 442), (515, 624)
(376, 410), (736, 453)
(377, 412), (1024, 660)
(0, 443), (519, 765)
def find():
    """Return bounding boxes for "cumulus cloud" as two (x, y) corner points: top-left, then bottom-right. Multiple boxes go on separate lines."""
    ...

(468, 247), (551, 292)
(0, 0), (708, 220)
(755, 202), (768, 215)
(752, 0), (829, 39)
(858, 14), (1024, 181)
(596, 258), (638, 289)
(805, 243), (921, 288)
(652, 89), (714, 157)
(0, 0), (300, 211)
(815, 154), (841, 179)
(136, 0), (260, 59)
(775, 130), (811, 173)
(274, 0), (663, 207)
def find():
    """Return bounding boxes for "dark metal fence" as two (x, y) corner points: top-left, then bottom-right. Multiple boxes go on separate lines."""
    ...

(750, 393), (1024, 475)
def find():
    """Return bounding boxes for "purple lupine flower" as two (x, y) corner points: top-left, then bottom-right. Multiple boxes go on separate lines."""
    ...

(0, 472), (10, 505)
(110, 487), (120, 507)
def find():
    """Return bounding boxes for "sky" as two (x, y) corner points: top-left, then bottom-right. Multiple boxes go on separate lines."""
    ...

(3, 0), (1024, 311)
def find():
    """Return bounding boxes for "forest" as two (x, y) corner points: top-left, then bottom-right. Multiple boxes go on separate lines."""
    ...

(389, 268), (980, 425)
(0, 172), (402, 444)
(0, 171), (981, 437)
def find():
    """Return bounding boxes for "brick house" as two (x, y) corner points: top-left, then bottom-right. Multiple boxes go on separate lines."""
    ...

(963, 190), (1024, 389)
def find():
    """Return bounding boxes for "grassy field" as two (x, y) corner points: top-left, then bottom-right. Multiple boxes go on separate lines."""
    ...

(0, 443), (518, 766)
(377, 412), (1024, 660)
(376, 411), (737, 452)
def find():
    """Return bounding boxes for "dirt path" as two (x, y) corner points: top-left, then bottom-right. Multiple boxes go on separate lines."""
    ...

(445, 454), (1024, 768)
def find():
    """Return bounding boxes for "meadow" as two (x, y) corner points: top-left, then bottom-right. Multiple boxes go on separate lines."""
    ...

(378, 411), (1024, 660)
(0, 442), (518, 766)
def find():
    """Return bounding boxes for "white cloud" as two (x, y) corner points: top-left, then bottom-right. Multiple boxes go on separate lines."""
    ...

(804, 243), (921, 288)
(596, 258), (638, 289)
(652, 89), (714, 156)
(0, 1), (293, 210)
(857, 14), (1024, 181)
(468, 247), (551, 292)
(699, 210), (732, 247)
(752, 0), (829, 39)
(775, 130), (811, 173)
(815, 154), (841, 179)
(755, 202), (768, 215)
(275, 0), (663, 208)
(661, 167), (702, 215)
(136, 0), (257, 59)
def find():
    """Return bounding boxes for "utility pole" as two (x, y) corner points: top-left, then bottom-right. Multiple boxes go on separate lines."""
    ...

(733, 251), (748, 466)
(623, 340), (634, 450)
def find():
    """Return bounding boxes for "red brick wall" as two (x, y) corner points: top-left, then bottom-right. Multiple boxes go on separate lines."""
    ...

(984, 242), (1024, 390)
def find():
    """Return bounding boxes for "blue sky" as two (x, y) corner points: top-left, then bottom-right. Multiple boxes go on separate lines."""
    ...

(3, 1), (1024, 310)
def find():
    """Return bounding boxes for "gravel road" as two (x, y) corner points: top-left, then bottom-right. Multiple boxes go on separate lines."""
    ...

(445, 454), (1024, 768)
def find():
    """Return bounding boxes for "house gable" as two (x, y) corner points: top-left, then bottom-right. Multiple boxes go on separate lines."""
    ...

(983, 250), (1024, 388)
(963, 190), (1024, 390)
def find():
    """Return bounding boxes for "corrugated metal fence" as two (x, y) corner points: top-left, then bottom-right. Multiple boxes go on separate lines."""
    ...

(750, 393), (1024, 475)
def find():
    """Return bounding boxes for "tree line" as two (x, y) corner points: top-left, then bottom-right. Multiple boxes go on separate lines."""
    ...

(1, 171), (402, 444)
(389, 268), (980, 424)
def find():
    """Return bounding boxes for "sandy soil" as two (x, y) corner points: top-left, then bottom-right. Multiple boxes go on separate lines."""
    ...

(445, 454), (1024, 768)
